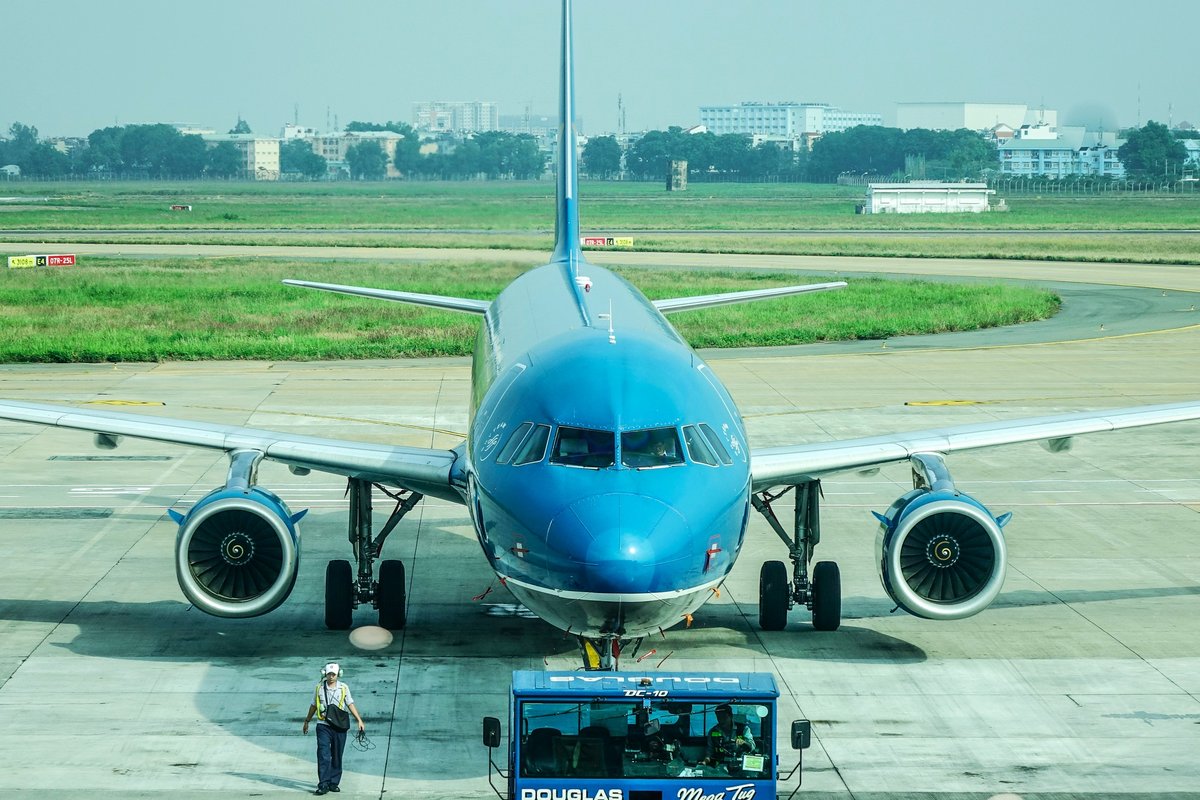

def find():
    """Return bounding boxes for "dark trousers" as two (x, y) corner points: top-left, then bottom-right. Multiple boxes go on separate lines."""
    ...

(316, 723), (347, 788)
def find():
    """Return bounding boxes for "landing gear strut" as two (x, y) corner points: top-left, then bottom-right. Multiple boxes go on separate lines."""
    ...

(751, 480), (841, 632)
(579, 636), (643, 671)
(324, 478), (423, 631)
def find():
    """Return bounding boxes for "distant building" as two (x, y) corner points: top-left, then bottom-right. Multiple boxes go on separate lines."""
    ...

(302, 130), (408, 178)
(201, 134), (281, 180)
(1, 164), (20, 178)
(281, 123), (320, 140)
(1182, 140), (1200, 168)
(995, 124), (1125, 178)
(173, 124), (216, 136)
(699, 102), (882, 148)
(897, 102), (1057, 132)
(864, 182), (995, 214)
(46, 137), (86, 155)
(413, 101), (499, 134)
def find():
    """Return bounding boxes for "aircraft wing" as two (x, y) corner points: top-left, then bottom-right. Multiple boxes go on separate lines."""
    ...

(750, 401), (1200, 491)
(282, 280), (490, 315)
(0, 400), (463, 503)
(654, 281), (846, 314)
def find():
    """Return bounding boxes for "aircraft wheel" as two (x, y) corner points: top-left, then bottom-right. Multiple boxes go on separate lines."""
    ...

(811, 560), (841, 631)
(325, 559), (354, 630)
(759, 560), (790, 631)
(377, 559), (407, 630)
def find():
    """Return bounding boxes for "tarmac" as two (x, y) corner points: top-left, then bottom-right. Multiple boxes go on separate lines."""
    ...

(1, 250), (1199, 799)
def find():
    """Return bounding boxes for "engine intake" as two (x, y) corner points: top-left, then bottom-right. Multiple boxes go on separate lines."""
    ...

(172, 486), (304, 618)
(875, 488), (1009, 620)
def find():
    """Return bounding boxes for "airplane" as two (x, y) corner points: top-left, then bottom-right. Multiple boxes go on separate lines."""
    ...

(3, 0), (1200, 671)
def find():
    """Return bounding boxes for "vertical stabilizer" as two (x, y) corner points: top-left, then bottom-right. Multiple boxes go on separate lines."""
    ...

(551, 0), (582, 270)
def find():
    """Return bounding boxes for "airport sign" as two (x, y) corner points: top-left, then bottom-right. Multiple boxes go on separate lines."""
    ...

(7, 254), (77, 268)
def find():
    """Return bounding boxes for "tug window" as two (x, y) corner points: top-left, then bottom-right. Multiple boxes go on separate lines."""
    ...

(512, 425), (551, 466)
(495, 422), (533, 464)
(621, 427), (684, 468)
(699, 423), (734, 465)
(550, 427), (615, 468)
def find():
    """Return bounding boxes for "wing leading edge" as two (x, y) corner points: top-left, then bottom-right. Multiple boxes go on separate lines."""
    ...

(0, 400), (463, 503)
(750, 400), (1200, 491)
(281, 280), (490, 315)
(654, 281), (846, 314)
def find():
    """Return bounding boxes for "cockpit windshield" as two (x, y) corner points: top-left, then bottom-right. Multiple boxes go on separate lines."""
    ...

(550, 427), (616, 468)
(519, 699), (773, 781)
(621, 427), (684, 468)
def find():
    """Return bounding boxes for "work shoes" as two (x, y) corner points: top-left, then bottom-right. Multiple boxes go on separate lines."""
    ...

(330, 788), (341, 793)
(314, 786), (328, 796)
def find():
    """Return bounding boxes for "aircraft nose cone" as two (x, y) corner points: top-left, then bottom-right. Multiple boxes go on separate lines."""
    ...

(550, 493), (690, 593)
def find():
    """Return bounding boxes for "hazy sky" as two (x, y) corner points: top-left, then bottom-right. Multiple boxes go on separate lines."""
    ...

(4, 0), (1196, 139)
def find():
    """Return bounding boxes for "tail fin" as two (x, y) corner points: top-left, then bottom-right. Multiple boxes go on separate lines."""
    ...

(551, 0), (582, 270)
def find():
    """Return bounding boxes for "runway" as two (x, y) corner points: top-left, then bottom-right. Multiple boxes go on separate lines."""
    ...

(0, 251), (1198, 798)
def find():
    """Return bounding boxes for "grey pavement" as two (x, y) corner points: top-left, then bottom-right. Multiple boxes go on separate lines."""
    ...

(1, 257), (1199, 798)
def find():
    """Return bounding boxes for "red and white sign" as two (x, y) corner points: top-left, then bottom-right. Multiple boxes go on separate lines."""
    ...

(46, 254), (76, 266)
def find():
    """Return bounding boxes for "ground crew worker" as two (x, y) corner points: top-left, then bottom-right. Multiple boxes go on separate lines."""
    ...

(302, 663), (365, 795)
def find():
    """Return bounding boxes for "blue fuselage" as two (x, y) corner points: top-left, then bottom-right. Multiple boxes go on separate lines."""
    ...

(463, 259), (752, 638)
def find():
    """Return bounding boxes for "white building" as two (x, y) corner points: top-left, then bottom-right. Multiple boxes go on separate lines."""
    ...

(413, 101), (499, 134)
(1182, 140), (1200, 168)
(302, 131), (408, 178)
(281, 123), (320, 140)
(201, 134), (280, 180)
(996, 125), (1125, 178)
(864, 182), (995, 214)
(699, 102), (881, 146)
(897, 102), (1057, 132)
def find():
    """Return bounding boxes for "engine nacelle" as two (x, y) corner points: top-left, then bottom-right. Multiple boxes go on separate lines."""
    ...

(875, 488), (1009, 620)
(171, 486), (304, 618)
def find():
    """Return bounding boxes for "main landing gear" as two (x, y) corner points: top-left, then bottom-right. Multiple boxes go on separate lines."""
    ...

(751, 480), (841, 632)
(324, 477), (424, 632)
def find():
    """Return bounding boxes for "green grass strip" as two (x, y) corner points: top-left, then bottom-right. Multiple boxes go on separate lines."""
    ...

(0, 257), (1058, 362)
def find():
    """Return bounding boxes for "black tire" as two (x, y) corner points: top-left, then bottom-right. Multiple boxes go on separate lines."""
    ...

(325, 559), (354, 631)
(811, 560), (841, 631)
(377, 559), (407, 630)
(759, 560), (790, 631)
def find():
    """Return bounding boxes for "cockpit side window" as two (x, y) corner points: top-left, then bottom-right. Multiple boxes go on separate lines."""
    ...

(550, 427), (615, 468)
(699, 423), (734, 465)
(621, 427), (684, 469)
(512, 424), (551, 466)
(495, 422), (534, 464)
(682, 425), (718, 466)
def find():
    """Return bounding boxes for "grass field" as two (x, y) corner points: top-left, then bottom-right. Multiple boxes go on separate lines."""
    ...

(5, 180), (1200, 232)
(0, 257), (1058, 362)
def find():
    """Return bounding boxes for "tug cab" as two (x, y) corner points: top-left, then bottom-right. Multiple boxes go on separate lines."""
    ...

(483, 671), (812, 800)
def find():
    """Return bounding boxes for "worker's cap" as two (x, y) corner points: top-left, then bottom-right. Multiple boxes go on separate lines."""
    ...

(714, 703), (732, 713)
(323, 663), (340, 676)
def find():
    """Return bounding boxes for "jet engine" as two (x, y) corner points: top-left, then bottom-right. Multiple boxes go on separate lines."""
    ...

(171, 485), (305, 618)
(875, 487), (1010, 621)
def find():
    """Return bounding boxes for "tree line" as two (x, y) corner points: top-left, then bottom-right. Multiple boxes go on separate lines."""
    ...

(5, 118), (1193, 182)
(0, 119), (545, 180)
(0, 122), (248, 178)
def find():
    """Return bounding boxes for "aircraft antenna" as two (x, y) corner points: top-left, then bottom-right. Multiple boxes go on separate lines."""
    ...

(597, 300), (615, 344)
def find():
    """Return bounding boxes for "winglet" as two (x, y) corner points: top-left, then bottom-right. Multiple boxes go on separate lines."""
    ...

(550, 0), (583, 272)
